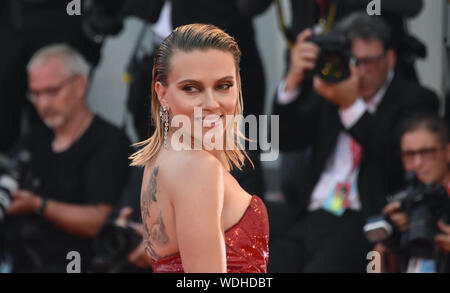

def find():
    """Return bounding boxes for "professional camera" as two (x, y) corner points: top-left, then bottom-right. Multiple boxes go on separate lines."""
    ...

(364, 172), (450, 256)
(0, 150), (40, 222)
(307, 33), (352, 83)
(82, 0), (164, 43)
(91, 220), (142, 272)
(81, 0), (164, 139)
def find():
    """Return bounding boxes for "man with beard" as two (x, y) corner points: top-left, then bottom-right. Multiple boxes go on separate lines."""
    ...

(0, 0), (102, 153)
(1, 44), (130, 272)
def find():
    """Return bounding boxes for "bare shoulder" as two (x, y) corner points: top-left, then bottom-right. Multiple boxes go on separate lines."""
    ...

(163, 150), (225, 207)
(173, 149), (222, 167)
(165, 150), (224, 185)
(164, 151), (228, 272)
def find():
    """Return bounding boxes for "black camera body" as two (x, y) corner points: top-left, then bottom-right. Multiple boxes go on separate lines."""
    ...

(91, 220), (142, 273)
(307, 33), (352, 84)
(364, 172), (450, 257)
(0, 150), (40, 221)
(399, 181), (449, 257)
(82, 0), (165, 42)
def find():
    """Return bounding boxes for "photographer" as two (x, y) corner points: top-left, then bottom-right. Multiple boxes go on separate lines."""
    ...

(269, 14), (439, 272)
(1, 44), (130, 273)
(0, 0), (102, 153)
(242, 0), (424, 82)
(383, 114), (450, 273)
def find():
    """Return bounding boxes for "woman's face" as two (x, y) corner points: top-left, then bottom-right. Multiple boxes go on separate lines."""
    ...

(156, 49), (239, 149)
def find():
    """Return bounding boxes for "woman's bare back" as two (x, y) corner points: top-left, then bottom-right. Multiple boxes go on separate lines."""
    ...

(140, 149), (252, 262)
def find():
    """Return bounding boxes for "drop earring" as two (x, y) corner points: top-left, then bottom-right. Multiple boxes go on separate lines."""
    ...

(160, 106), (169, 148)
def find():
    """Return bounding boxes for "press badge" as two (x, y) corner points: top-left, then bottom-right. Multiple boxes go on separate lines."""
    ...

(322, 182), (351, 216)
(406, 258), (436, 273)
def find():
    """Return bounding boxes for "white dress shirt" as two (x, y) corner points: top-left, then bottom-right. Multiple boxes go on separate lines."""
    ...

(277, 71), (394, 211)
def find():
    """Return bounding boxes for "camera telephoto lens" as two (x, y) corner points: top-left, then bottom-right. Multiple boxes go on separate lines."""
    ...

(0, 176), (19, 221)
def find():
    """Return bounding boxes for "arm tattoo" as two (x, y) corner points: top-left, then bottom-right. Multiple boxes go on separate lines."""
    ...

(150, 212), (169, 245)
(144, 212), (170, 259)
(141, 166), (159, 220)
(144, 240), (159, 260)
(149, 166), (158, 202)
(141, 166), (169, 260)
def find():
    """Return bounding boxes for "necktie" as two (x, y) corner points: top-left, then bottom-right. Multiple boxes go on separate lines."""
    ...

(350, 138), (362, 171)
(342, 138), (362, 209)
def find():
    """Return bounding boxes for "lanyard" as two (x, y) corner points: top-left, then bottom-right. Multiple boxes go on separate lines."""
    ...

(275, 0), (295, 49)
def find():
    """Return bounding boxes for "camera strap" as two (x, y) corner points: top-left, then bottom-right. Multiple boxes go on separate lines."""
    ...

(317, 0), (337, 35)
(275, 0), (338, 51)
(122, 23), (152, 85)
(274, 0), (295, 50)
(120, 22), (153, 136)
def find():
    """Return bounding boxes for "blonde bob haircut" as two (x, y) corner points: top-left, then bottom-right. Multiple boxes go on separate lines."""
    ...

(130, 23), (251, 171)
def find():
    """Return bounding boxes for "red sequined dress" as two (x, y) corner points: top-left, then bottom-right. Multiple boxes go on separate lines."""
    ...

(152, 195), (269, 273)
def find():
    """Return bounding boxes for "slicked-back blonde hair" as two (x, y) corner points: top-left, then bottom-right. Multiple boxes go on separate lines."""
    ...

(129, 23), (251, 171)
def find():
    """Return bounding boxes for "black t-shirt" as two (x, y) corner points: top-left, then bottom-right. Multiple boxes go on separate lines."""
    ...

(4, 115), (131, 272)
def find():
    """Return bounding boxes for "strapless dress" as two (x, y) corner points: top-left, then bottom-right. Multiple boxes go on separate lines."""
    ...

(152, 195), (269, 273)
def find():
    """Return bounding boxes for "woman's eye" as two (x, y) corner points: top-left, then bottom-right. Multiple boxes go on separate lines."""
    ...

(182, 85), (198, 92)
(217, 83), (233, 90)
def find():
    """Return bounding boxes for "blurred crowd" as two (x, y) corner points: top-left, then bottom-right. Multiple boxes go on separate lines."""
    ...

(0, 0), (449, 273)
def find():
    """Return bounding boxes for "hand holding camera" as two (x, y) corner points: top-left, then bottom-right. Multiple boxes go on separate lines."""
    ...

(383, 201), (409, 232)
(7, 189), (43, 216)
(0, 150), (41, 221)
(435, 220), (450, 253)
(114, 207), (152, 268)
(313, 63), (359, 109)
(92, 206), (152, 272)
(365, 172), (450, 258)
(285, 29), (319, 92)
(286, 28), (360, 109)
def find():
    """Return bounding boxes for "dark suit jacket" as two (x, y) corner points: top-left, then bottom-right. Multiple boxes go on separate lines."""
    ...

(241, 0), (425, 83)
(241, 0), (422, 45)
(273, 74), (440, 220)
(289, 0), (422, 40)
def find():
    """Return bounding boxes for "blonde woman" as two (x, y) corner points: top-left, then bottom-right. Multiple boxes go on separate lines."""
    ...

(130, 23), (269, 273)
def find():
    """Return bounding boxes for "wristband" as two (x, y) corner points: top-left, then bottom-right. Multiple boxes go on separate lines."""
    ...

(36, 198), (48, 216)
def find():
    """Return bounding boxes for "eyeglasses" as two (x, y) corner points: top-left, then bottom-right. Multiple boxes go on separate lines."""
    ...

(28, 75), (78, 102)
(352, 52), (387, 67)
(401, 147), (443, 163)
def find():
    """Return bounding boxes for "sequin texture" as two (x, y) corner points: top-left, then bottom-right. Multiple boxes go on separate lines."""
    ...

(152, 195), (269, 273)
